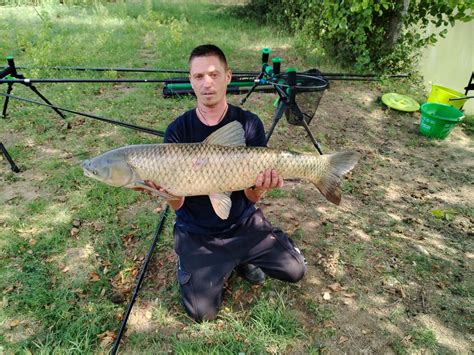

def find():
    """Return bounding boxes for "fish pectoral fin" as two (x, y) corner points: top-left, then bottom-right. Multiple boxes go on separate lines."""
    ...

(203, 121), (246, 146)
(209, 193), (232, 220)
(131, 180), (181, 200)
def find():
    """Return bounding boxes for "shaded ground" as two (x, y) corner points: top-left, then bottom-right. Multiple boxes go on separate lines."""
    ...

(1, 78), (472, 354)
(250, 81), (473, 352)
(2, 78), (473, 353)
(0, 2), (472, 350)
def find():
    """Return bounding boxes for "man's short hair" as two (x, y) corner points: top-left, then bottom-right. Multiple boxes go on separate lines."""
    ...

(188, 44), (228, 70)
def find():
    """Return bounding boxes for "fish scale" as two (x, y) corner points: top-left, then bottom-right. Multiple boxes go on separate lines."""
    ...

(82, 121), (360, 219)
(122, 143), (328, 196)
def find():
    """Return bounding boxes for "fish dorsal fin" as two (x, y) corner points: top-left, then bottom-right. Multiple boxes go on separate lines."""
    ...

(203, 121), (246, 146)
(209, 192), (232, 220)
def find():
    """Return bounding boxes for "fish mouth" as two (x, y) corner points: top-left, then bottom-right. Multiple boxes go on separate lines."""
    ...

(81, 160), (94, 178)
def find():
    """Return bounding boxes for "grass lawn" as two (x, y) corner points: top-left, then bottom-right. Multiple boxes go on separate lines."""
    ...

(1, 1), (472, 354)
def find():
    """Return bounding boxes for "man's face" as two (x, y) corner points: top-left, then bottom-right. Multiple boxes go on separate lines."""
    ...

(189, 55), (231, 108)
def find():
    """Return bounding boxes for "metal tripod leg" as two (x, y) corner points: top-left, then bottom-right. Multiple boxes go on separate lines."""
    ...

(0, 142), (20, 172)
(266, 100), (324, 155)
(265, 100), (288, 144)
(28, 84), (66, 119)
(300, 118), (323, 155)
(111, 206), (169, 354)
(2, 83), (13, 117)
(3, 83), (66, 120)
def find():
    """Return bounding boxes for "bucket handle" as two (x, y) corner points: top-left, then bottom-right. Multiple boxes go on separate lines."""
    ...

(449, 95), (474, 101)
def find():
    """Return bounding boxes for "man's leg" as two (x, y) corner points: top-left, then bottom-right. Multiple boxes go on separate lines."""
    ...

(235, 209), (307, 283)
(236, 263), (265, 284)
(174, 226), (236, 322)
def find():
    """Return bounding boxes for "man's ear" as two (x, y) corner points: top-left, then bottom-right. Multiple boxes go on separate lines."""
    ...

(226, 70), (232, 83)
(189, 74), (196, 90)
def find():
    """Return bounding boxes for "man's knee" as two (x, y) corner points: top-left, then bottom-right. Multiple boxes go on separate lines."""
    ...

(182, 297), (219, 322)
(281, 240), (307, 283)
(286, 259), (307, 283)
(178, 271), (221, 322)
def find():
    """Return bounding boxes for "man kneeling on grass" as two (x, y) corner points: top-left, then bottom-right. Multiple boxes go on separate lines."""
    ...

(138, 44), (306, 321)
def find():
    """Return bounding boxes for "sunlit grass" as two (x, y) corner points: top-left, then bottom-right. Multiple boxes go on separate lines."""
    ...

(0, 2), (313, 352)
(1, 1), (470, 354)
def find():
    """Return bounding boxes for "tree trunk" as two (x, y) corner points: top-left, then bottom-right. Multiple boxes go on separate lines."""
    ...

(385, 0), (410, 49)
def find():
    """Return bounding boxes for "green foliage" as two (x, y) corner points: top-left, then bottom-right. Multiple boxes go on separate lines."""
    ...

(239, 0), (474, 72)
(266, 187), (288, 198)
(410, 328), (438, 350)
(462, 114), (474, 135)
(172, 293), (302, 353)
(306, 301), (334, 324)
(0, 2), (305, 353)
(431, 208), (456, 220)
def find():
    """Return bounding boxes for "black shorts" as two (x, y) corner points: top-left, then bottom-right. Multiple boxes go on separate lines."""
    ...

(173, 209), (307, 321)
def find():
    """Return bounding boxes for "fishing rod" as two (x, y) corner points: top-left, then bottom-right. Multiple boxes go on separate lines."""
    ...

(3, 65), (259, 75)
(1, 63), (408, 79)
(0, 91), (164, 171)
(111, 205), (169, 355)
(0, 78), (173, 84)
(0, 92), (165, 137)
(0, 74), (266, 85)
(0, 77), (275, 96)
(1, 56), (66, 119)
(163, 72), (329, 98)
(0, 57), (274, 113)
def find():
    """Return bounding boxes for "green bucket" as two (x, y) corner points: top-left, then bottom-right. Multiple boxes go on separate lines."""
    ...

(419, 103), (464, 139)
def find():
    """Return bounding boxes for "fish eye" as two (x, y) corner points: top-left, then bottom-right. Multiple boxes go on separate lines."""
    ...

(92, 170), (98, 175)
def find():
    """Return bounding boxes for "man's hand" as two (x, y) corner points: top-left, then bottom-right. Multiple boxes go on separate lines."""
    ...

(245, 169), (284, 203)
(255, 169), (284, 190)
(132, 180), (185, 211)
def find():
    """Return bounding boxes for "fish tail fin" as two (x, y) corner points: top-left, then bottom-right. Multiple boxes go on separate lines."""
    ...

(312, 151), (360, 205)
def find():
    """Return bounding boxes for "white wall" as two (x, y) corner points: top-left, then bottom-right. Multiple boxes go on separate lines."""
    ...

(419, 19), (473, 114)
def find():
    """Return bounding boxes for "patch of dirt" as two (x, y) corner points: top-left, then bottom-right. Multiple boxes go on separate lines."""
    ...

(231, 81), (473, 352)
(53, 245), (97, 285)
(1, 317), (40, 344)
(2, 78), (472, 353)
(415, 314), (471, 353)
(0, 165), (47, 205)
(146, 249), (177, 285)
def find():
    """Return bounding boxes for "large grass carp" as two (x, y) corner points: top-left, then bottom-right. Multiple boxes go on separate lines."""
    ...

(82, 121), (360, 219)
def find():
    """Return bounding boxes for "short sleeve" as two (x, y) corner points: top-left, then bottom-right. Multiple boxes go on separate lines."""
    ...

(245, 113), (267, 148)
(164, 118), (183, 144)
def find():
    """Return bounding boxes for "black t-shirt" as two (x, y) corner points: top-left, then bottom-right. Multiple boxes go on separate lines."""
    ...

(164, 104), (266, 234)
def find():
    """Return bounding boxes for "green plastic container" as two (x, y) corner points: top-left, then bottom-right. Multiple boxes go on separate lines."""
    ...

(419, 103), (464, 139)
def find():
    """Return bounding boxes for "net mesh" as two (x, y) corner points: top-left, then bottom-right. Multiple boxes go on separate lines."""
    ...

(282, 72), (329, 126)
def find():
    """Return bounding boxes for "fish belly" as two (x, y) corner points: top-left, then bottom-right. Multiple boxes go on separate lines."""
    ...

(129, 144), (287, 196)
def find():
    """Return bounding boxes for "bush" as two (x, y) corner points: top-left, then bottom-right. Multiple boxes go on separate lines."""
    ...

(238, 0), (474, 73)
